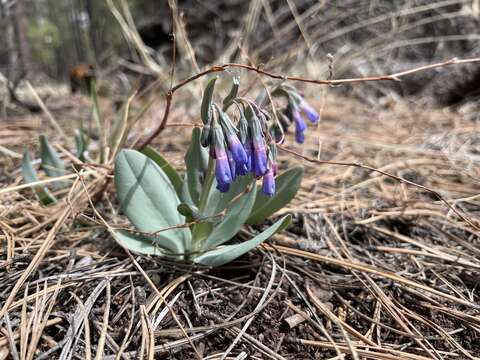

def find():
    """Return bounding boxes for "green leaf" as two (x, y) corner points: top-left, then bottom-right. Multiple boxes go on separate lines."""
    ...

(90, 79), (106, 163)
(204, 174), (253, 217)
(200, 77), (217, 124)
(223, 76), (240, 108)
(39, 135), (65, 187)
(74, 129), (87, 162)
(111, 229), (164, 256)
(22, 149), (40, 184)
(201, 179), (256, 251)
(194, 215), (291, 267)
(180, 178), (195, 207)
(247, 166), (303, 225)
(142, 146), (183, 197)
(184, 128), (209, 205)
(114, 149), (191, 254)
(177, 203), (202, 222)
(22, 150), (57, 205)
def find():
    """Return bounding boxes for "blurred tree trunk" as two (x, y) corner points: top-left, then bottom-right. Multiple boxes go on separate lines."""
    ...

(11, 0), (34, 77)
(84, 0), (99, 62)
(0, 2), (10, 69)
(66, 0), (85, 63)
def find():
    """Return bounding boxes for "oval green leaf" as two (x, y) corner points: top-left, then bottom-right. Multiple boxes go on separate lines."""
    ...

(114, 149), (191, 254)
(22, 149), (57, 205)
(194, 215), (291, 267)
(39, 135), (66, 189)
(111, 229), (164, 256)
(204, 174), (254, 217)
(184, 128), (209, 205)
(142, 146), (183, 197)
(201, 179), (257, 251)
(74, 129), (87, 162)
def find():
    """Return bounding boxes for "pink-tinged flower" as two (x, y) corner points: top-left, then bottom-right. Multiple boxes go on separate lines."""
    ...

(215, 147), (233, 192)
(293, 110), (307, 133)
(227, 134), (248, 172)
(300, 100), (319, 123)
(243, 141), (253, 173)
(249, 117), (268, 176)
(227, 150), (236, 180)
(262, 167), (275, 196)
(253, 138), (268, 176)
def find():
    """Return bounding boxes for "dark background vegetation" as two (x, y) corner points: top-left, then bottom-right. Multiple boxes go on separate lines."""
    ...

(2, 0), (480, 104)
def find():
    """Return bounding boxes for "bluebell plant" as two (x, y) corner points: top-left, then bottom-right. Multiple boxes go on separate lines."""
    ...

(203, 103), (273, 195)
(198, 82), (319, 197)
(112, 76), (312, 267)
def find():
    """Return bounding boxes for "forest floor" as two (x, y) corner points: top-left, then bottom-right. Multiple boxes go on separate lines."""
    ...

(1, 90), (480, 359)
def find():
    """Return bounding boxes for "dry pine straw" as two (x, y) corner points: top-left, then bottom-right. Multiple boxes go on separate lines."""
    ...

(0, 92), (479, 359)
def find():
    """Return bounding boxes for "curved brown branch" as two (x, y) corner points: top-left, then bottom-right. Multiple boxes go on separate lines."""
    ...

(136, 66), (225, 150)
(137, 56), (480, 150)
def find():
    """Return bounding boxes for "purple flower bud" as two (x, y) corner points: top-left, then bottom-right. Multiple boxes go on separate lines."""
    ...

(227, 150), (236, 180)
(215, 147), (233, 189)
(216, 181), (230, 192)
(252, 138), (268, 176)
(238, 114), (249, 144)
(227, 134), (248, 167)
(293, 110), (307, 133)
(235, 159), (249, 176)
(295, 131), (305, 144)
(243, 141), (253, 173)
(300, 101), (319, 123)
(262, 167), (275, 196)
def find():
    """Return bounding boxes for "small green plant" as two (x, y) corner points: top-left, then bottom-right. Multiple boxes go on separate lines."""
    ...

(21, 80), (130, 205)
(22, 124), (90, 205)
(22, 135), (68, 205)
(112, 76), (318, 267)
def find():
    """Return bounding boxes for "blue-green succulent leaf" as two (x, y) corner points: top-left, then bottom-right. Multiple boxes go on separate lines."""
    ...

(39, 135), (66, 189)
(22, 149), (57, 205)
(177, 203), (204, 222)
(74, 129), (87, 162)
(114, 149), (190, 254)
(201, 179), (256, 251)
(204, 174), (253, 217)
(142, 146), (183, 197)
(184, 128), (209, 205)
(194, 215), (291, 267)
(111, 229), (165, 256)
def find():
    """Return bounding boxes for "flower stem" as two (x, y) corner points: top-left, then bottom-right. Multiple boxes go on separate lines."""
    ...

(198, 156), (215, 212)
(191, 156), (215, 254)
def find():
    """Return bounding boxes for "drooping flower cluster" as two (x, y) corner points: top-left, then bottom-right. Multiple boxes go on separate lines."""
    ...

(201, 79), (319, 196)
(201, 102), (276, 196)
(274, 85), (320, 144)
